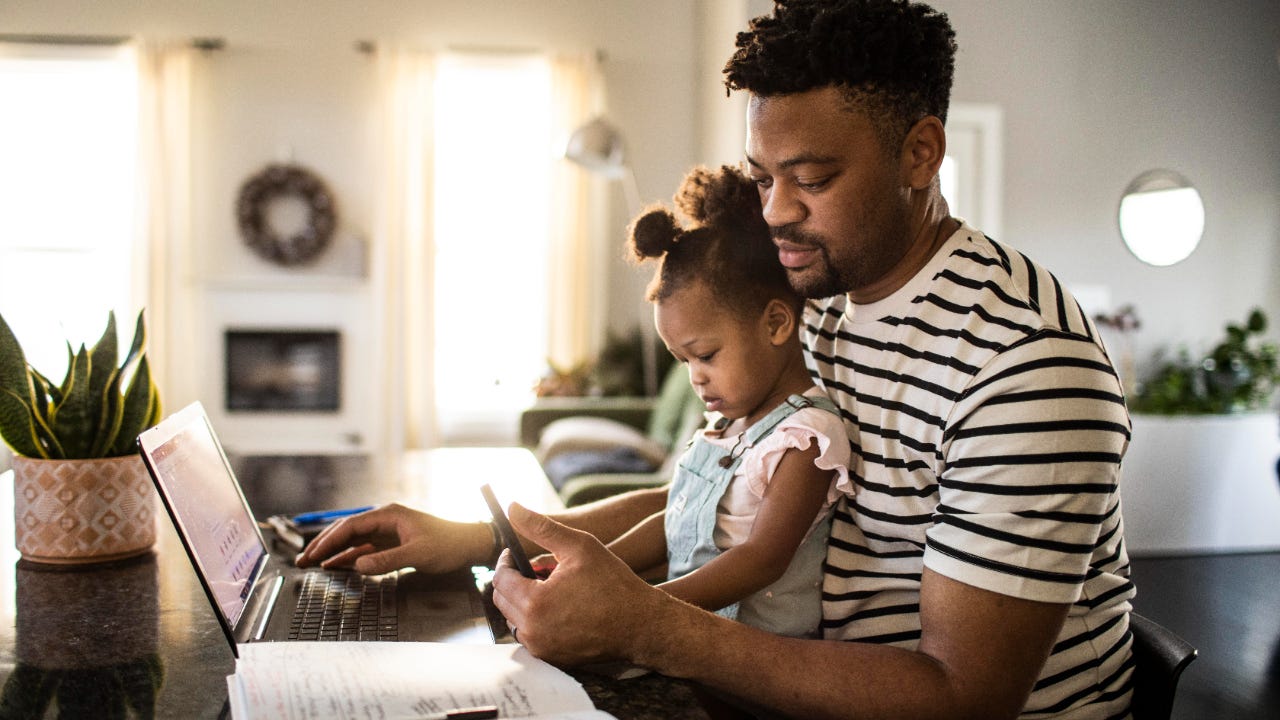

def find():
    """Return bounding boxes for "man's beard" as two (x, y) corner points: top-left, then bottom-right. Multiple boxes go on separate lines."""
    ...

(773, 226), (853, 299)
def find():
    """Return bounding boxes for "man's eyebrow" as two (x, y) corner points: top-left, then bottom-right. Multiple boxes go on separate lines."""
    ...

(745, 152), (840, 172)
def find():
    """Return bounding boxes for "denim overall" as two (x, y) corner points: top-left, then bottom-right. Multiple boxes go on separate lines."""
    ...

(665, 393), (840, 638)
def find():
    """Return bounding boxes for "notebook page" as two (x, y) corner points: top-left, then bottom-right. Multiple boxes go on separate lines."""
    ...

(227, 642), (616, 720)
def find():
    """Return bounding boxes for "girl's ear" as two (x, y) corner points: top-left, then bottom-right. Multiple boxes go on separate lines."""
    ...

(763, 298), (798, 346)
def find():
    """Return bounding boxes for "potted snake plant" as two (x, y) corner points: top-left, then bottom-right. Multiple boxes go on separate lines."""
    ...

(0, 310), (162, 564)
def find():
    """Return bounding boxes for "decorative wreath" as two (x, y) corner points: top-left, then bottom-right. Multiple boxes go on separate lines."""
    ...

(235, 163), (337, 266)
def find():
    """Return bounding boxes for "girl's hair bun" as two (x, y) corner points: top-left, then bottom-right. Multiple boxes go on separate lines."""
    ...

(628, 205), (682, 261)
(674, 165), (762, 232)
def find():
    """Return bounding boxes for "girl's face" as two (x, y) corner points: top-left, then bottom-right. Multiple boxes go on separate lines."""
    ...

(654, 281), (789, 425)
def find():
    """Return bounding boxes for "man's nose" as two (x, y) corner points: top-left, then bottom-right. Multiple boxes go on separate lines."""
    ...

(761, 184), (806, 228)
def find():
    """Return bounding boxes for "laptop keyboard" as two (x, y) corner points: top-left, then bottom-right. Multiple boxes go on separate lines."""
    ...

(289, 570), (399, 641)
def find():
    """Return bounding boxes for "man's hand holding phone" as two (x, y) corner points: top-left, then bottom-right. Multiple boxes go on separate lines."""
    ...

(480, 484), (540, 579)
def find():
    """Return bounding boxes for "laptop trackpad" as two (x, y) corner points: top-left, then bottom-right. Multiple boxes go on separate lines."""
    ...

(399, 570), (494, 644)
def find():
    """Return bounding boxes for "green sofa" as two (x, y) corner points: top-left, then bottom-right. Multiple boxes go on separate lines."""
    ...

(520, 365), (703, 506)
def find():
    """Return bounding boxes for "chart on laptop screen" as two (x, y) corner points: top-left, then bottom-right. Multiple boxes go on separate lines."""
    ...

(144, 413), (265, 627)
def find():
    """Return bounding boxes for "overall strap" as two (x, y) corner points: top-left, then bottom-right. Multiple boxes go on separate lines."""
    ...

(714, 392), (839, 474)
(742, 393), (838, 446)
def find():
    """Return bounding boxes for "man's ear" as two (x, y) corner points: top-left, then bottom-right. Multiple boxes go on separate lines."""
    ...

(763, 298), (798, 345)
(900, 115), (947, 191)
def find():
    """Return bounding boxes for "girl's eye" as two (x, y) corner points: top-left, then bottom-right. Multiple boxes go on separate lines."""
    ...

(696, 352), (716, 363)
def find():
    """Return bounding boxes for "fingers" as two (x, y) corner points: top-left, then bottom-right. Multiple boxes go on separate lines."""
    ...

(294, 507), (391, 567)
(351, 544), (419, 576)
(491, 506), (626, 662)
(490, 550), (537, 647)
(506, 503), (591, 559)
(315, 543), (378, 570)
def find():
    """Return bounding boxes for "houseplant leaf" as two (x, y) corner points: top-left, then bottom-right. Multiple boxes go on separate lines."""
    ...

(87, 312), (123, 457)
(0, 389), (45, 459)
(0, 314), (47, 457)
(120, 310), (147, 377)
(87, 312), (119, 409)
(50, 346), (96, 459)
(1, 310), (161, 460)
(109, 356), (156, 458)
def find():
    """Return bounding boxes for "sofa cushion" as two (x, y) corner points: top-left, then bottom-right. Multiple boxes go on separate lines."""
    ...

(535, 415), (671, 467)
(543, 448), (658, 491)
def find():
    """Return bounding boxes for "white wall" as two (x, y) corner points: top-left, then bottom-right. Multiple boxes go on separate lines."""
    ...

(2, 0), (702, 350)
(938, 0), (1280, 370)
(2, 0), (704, 454)
(4, 0), (1279, 409)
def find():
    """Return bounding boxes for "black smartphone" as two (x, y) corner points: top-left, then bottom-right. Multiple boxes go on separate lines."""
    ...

(480, 483), (537, 579)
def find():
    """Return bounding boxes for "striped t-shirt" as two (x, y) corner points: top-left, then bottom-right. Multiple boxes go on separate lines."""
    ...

(805, 222), (1135, 719)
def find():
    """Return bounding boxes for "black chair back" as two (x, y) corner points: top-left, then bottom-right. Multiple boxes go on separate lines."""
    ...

(1129, 611), (1198, 720)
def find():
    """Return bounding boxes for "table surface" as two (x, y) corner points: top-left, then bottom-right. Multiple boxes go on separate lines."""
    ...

(0, 448), (710, 719)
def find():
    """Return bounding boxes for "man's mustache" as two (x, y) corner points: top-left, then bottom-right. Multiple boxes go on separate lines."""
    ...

(771, 224), (826, 247)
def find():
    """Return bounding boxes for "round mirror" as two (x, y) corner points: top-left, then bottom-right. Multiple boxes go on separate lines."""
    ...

(1118, 169), (1205, 266)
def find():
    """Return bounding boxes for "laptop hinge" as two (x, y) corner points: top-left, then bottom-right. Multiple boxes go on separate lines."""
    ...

(253, 574), (285, 641)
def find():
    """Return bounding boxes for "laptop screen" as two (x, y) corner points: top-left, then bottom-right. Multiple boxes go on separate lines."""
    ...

(138, 402), (267, 629)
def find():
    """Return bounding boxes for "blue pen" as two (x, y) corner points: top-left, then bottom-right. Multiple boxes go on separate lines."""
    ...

(291, 505), (374, 525)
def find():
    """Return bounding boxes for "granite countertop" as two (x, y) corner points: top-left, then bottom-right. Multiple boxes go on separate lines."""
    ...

(572, 668), (712, 720)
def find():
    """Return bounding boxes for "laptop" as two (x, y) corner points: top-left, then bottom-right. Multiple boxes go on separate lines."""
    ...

(138, 401), (495, 657)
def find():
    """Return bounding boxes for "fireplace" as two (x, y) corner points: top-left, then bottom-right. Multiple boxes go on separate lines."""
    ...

(201, 286), (377, 457)
(224, 329), (340, 412)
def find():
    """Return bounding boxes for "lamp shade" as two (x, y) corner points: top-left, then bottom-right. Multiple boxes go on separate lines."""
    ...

(564, 116), (627, 178)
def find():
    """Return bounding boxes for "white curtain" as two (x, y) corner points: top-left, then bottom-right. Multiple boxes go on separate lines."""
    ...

(132, 40), (196, 411)
(372, 46), (437, 451)
(373, 47), (603, 451)
(547, 52), (606, 373)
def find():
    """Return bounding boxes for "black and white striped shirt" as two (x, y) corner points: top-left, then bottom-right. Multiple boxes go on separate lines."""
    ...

(806, 223), (1134, 719)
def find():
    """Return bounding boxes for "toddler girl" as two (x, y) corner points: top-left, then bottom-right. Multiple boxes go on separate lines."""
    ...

(605, 165), (852, 638)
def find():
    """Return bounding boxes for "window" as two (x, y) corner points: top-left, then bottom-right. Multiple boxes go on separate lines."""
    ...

(431, 54), (554, 443)
(0, 43), (140, 379)
(942, 103), (1003, 240)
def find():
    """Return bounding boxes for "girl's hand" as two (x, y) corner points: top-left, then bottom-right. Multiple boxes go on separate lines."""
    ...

(530, 552), (558, 578)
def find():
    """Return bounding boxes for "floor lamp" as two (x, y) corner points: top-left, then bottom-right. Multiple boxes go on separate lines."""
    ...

(564, 116), (658, 396)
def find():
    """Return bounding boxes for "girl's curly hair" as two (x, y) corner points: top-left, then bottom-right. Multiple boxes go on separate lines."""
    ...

(723, 0), (956, 150)
(627, 165), (795, 314)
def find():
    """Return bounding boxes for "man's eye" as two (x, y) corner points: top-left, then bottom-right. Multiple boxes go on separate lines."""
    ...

(798, 177), (831, 191)
(751, 176), (773, 189)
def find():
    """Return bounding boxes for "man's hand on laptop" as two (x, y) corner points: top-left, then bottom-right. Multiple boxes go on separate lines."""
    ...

(294, 503), (494, 576)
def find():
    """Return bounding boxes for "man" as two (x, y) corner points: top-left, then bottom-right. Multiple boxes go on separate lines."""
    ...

(300, 2), (1134, 717)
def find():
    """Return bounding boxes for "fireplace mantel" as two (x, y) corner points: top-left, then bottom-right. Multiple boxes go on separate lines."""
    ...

(200, 285), (379, 458)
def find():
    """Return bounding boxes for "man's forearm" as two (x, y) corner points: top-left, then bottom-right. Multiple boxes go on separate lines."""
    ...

(634, 595), (959, 720)
(631, 569), (1062, 720)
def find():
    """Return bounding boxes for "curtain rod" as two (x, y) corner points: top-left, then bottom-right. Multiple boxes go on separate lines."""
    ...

(354, 41), (543, 56)
(353, 40), (604, 62)
(0, 33), (225, 50)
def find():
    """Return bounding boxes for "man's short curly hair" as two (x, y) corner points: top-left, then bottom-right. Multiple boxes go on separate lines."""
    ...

(724, 0), (957, 151)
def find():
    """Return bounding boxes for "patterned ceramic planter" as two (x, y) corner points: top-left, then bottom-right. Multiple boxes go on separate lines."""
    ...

(12, 455), (158, 564)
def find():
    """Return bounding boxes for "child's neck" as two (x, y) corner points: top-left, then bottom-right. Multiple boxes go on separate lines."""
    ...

(724, 358), (816, 434)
